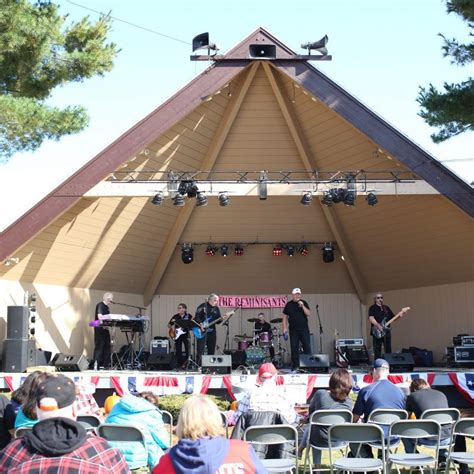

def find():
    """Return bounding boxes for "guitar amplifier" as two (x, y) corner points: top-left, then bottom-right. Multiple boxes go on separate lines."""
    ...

(454, 346), (474, 364)
(453, 335), (474, 346)
(335, 338), (364, 347)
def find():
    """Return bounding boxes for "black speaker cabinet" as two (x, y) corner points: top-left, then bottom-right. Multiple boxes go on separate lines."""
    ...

(201, 355), (232, 374)
(384, 353), (415, 372)
(7, 306), (29, 339)
(299, 354), (330, 373)
(345, 345), (370, 365)
(224, 350), (246, 369)
(2, 338), (36, 372)
(53, 353), (89, 372)
(147, 353), (176, 370)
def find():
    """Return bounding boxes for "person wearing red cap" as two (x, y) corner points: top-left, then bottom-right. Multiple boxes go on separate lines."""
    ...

(234, 362), (298, 424)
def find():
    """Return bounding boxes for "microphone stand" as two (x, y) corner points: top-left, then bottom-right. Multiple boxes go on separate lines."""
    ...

(316, 305), (323, 354)
(112, 301), (147, 316)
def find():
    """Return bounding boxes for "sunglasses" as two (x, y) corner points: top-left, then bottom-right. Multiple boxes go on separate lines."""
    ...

(376, 296), (383, 300)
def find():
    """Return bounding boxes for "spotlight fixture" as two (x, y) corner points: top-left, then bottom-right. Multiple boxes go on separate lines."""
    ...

(322, 242), (335, 263)
(181, 244), (194, 264)
(272, 246), (283, 256)
(299, 245), (309, 256)
(178, 180), (199, 198)
(300, 192), (313, 206)
(218, 191), (230, 207)
(220, 245), (229, 257)
(321, 191), (333, 206)
(28, 293), (37, 313)
(330, 188), (347, 204)
(173, 193), (185, 207)
(151, 192), (164, 206)
(29, 327), (36, 336)
(234, 245), (244, 256)
(196, 192), (208, 207)
(343, 191), (356, 206)
(205, 245), (217, 256)
(286, 245), (295, 257)
(366, 192), (378, 206)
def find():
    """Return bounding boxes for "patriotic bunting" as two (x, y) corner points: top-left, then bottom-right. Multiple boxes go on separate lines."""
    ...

(448, 372), (474, 406)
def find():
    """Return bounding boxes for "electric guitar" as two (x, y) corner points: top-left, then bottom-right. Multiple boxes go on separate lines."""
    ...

(168, 326), (186, 340)
(371, 306), (410, 339)
(192, 307), (238, 339)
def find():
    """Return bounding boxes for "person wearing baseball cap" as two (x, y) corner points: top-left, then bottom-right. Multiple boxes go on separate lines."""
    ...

(282, 287), (312, 370)
(0, 374), (129, 473)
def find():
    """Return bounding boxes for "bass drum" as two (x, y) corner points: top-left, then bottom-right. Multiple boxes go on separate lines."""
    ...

(245, 346), (266, 366)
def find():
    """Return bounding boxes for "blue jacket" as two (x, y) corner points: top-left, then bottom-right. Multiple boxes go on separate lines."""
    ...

(106, 394), (169, 469)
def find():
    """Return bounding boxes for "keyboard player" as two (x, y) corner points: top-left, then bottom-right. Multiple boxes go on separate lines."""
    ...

(92, 292), (113, 369)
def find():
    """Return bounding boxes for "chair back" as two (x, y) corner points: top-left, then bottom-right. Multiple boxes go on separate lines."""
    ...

(161, 410), (173, 445)
(420, 408), (460, 426)
(309, 409), (353, 427)
(453, 417), (474, 437)
(220, 411), (229, 438)
(98, 423), (146, 442)
(367, 408), (408, 425)
(389, 419), (440, 439)
(14, 427), (32, 438)
(77, 415), (102, 429)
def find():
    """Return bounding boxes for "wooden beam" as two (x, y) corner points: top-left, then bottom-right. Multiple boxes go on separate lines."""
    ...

(263, 62), (367, 303)
(143, 63), (260, 306)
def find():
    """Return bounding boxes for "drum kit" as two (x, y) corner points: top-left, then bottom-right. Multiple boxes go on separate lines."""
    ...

(233, 317), (286, 367)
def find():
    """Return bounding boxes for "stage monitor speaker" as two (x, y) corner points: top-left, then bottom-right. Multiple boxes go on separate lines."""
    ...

(384, 353), (414, 372)
(202, 355), (232, 375)
(53, 353), (89, 372)
(224, 350), (246, 369)
(2, 338), (36, 372)
(299, 354), (330, 373)
(147, 353), (176, 370)
(7, 306), (29, 339)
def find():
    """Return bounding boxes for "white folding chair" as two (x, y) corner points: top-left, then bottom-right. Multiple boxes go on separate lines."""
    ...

(303, 409), (353, 473)
(445, 418), (474, 473)
(328, 423), (386, 474)
(244, 424), (298, 473)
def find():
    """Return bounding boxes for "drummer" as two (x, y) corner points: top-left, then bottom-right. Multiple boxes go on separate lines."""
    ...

(254, 313), (275, 360)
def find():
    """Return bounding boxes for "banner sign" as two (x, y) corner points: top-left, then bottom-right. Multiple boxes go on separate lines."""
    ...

(220, 295), (288, 308)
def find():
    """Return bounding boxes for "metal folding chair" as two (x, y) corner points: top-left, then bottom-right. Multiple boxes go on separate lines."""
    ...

(367, 408), (408, 453)
(445, 418), (474, 473)
(303, 409), (353, 473)
(387, 419), (441, 474)
(328, 423), (386, 474)
(98, 423), (148, 470)
(244, 424), (298, 473)
(14, 427), (32, 438)
(161, 410), (174, 446)
(77, 414), (102, 432)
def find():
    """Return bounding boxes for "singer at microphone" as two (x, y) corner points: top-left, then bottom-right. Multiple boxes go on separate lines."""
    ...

(91, 292), (113, 370)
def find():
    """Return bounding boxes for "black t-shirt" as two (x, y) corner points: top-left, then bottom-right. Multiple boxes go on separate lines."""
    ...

(368, 304), (394, 325)
(195, 302), (222, 333)
(168, 312), (193, 334)
(255, 321), (271, 334)
(282, 300), (309, 330)
(94, 301), (110, 320)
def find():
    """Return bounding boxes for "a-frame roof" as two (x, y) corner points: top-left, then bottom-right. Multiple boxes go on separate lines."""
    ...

(1, 27), (473, 304)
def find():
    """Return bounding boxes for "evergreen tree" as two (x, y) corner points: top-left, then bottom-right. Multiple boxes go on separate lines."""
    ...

(417, 0), (474, 142)
(0, 0), (118, 160)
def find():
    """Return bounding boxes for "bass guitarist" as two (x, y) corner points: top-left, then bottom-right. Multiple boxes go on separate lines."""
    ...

(168, 303), (193, 367)
(194, 293), (232, 366)
(369, 293), (410, 359)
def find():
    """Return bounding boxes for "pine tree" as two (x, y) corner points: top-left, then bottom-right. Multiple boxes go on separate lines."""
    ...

(0, 0), (118, 160)
(417, 0), (474, 142)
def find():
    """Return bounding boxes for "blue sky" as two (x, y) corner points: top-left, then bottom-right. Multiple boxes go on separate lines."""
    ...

(1, 0), (472, 229)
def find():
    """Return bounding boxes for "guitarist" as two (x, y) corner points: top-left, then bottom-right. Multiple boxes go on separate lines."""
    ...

(195, 293), (230, 366)
(168, 303), (193, 367)
(369, 293), (408, 359)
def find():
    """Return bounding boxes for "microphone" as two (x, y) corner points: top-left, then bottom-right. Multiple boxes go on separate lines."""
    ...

(316, 304), (319, 309)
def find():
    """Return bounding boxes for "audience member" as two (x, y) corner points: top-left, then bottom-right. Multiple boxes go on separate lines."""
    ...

(154, 394), (267, 474)
(14, 371), (49, 431)
(74, 380), (104, 421)
(0, 374), (129, 473)
(234, 362), (298, 424)
(105, 391), (169, 469)
(0, 394), (10, 449)
(300, 368), (354, 464)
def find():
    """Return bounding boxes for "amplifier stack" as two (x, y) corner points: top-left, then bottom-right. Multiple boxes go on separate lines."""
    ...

(448, 334), (474, 367)
(335, 338), (370, 368)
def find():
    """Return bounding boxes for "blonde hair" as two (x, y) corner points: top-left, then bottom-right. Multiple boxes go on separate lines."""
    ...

(176, 395), (224, 440)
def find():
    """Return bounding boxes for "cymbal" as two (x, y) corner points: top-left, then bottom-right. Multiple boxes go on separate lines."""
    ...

(270, 318), (283, 323)
(234, 335), (253, 341)
(247, 318), (258, 323)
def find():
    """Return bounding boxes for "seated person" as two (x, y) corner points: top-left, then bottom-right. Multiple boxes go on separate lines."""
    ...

(74, 380), (104, 421)
(105, 391), (169, 469)
(300, 368), (354, 465)
(154, 394), (266, 473)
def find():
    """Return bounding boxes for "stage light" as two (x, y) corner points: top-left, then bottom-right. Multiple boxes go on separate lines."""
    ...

(220, 245), (229, 257)
(322, 243), (335, 263)
(181, 245), (194, 264)
(151, 192), (164, 206)
(29, 327), (35, 336)
(331, 188), (346, 204)
(366, 192), (378, 206)
(344, 175), (357, 206)
(218, 192), (230, 207)
(272, 246), (283, 256)
(196, 192), (208, 207)
(299, 245), (309, 256)
(235, 245), (244, 256)
(321, 191), (333, 206)
(300, 192), (313, 206)
(178, 180), (199, 198)
(286, 245), (295, 257)
(343, 191), (356, 206)
(205, 245), (216, 256)
(173, 193), (185, 206)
